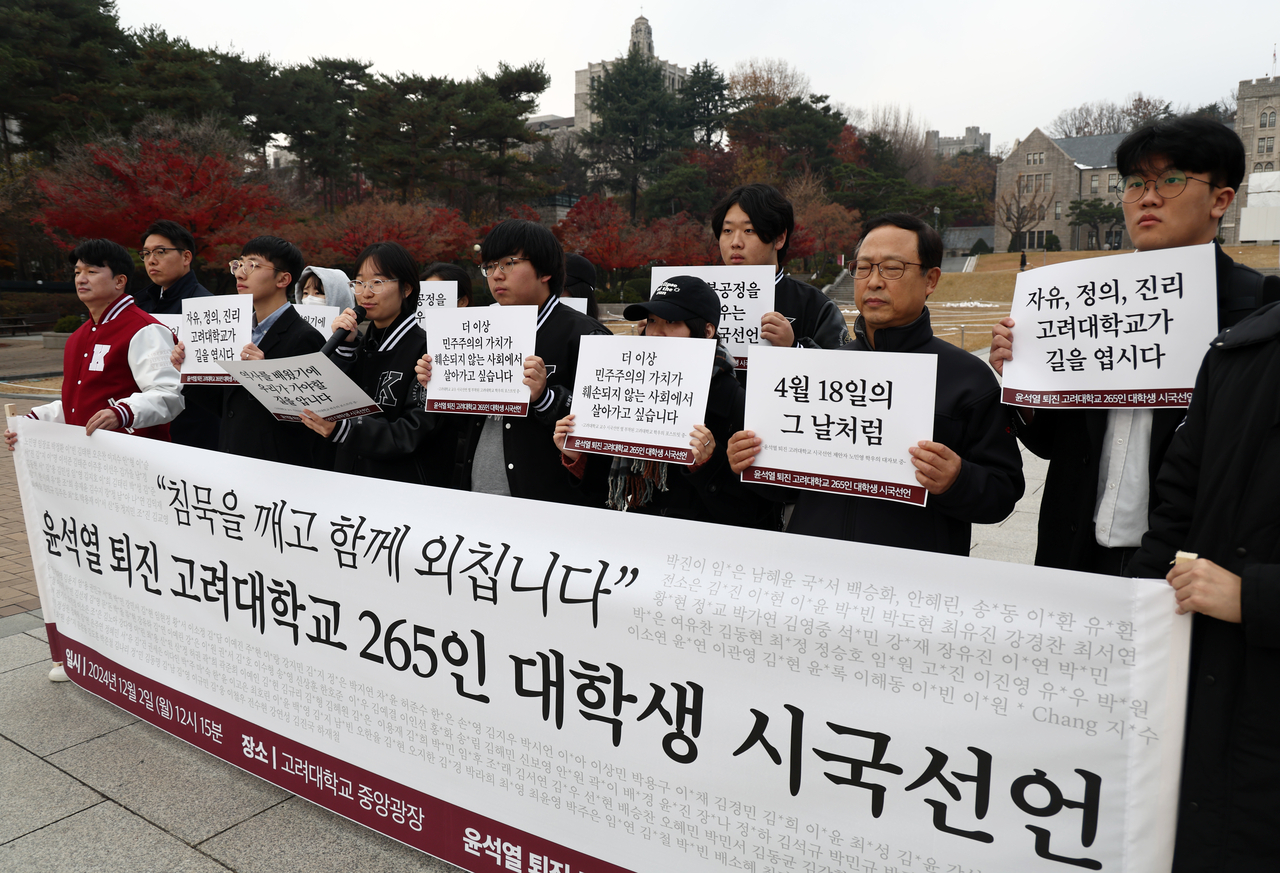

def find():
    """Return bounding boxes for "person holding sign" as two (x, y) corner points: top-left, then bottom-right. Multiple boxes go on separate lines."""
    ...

(171, 236), (332, 468)
(728, 215), (1023, 555)
(298, 242), (435, 484)
(711, 184), (850, 353)
(988, 117), (1275, 575)
(415, 220), (610, 503)
(552, 276), (780, 528)
(6, 239), (183, 449)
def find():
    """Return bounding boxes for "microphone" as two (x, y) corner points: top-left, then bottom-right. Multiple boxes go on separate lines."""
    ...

(320, 306), (366, 356)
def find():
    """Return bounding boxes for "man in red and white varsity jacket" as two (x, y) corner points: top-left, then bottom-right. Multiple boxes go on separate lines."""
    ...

(5, 239), (183, 450)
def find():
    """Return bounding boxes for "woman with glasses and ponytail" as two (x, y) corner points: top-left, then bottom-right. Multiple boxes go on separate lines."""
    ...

(299, 241), (436, 484)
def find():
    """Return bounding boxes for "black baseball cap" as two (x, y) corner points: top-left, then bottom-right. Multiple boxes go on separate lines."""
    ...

(564, 254), (596, 293)
(624, 275), (721, 328)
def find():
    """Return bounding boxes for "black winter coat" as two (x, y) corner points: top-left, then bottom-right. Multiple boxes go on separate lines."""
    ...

(137, 271), (219, 450)
(327, 312), (433, 485)
(775, 273), (851, 350)
(781, 308), (1024, 555)
(1020, 245), (1276, 571)
(1129, 300), (1280, 871)
(185, 304), (331, 468)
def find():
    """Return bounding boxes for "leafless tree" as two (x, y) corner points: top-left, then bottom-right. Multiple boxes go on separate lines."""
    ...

(865, 103), (934, 186)
(1047, 100), (1127, 138)
(728, 58), (810, 108)
(995, 174), (1051, 251)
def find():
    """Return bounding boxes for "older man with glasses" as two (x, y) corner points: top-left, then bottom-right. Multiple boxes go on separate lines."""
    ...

(729, 213), (1024, 555)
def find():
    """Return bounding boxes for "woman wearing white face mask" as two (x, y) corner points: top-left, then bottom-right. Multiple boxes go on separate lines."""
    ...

(294, 265), (356, 310)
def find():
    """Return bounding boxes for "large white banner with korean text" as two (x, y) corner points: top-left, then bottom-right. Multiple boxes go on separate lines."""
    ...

(11, 419), (1189, 873)
(1001, 243), (1218, 408)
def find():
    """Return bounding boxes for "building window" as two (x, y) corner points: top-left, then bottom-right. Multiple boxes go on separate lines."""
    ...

(1268, 162), (1276, 171)
(1261, 137), (1268, 153)
(1108, 173), (1118, 193)
(1269, 137), (1276, 154)
(1272, 111), (1277, 128)
(1105, 229), (1123, 249)
(1262, 112), (1270, 129)
(1091, 174), (1099, 195)
(1044, 172), (1052, 191)
(1038, 205), (1046, 221)
(1087, 230), (1098, 249)
(1026, 153), (1033, 165)
(1258, 163), (1267, 172)
(1055, 201), (1062, 220)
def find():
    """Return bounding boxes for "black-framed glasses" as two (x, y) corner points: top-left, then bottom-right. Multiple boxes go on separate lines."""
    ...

(480, 256), (529, 277)
(139, 246), (185, 260)
(1117, 170), (1216, 203)
(852, 260), (922, 280)
(228, 260), (277, 276)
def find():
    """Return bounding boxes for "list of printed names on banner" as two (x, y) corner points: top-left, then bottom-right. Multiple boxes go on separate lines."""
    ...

(13, 421), (1189, 873)
(1001, 243), (1218, 409)
(742, 346), (937, 506)
(422, 307), (536, 416)
(566, 336), (714, 465)
(179, 296), (254, 385)
(651, 266), (775, 369)
(217, 353), (380, 422)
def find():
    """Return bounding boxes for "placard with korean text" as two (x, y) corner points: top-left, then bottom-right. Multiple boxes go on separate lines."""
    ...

(179, 296), (254, 385)
(651, 266), (775, 370)
(422, 306), (536, 416)
(217, 352), (380, 422)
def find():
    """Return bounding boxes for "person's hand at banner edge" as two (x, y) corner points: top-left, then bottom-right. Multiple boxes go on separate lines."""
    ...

(760, 312), (795, 348)
(240, 341), (265, 361)
(909, 440), (961, 494)
(415, 353), (432, 387)
(689, 424), (715, 466)
(332, 308), (361, 342)
(85, 408), (122, 436)
(170, 340), (186, 369)
(1168, 559), (1242, 622)
(4, 428), (16, 452)
(524, 355), (547, 402)
(299, 409), (337, 438)
(989, 317), (1015, 376)
(553, 413), (580, 461)
(728, 430), (761, 474)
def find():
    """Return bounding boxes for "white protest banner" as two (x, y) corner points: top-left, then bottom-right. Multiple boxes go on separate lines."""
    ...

(293, 303), (342, 337)
(1001, 243), (1218, 409)
(179, 296), (254, 385)
(216, 352), (380, 422)
(559, 296), (589, 314)
(413, 280), (458, 333)
(742, 345), (937, 506)
(13, 419), (1189, 873)
(565, 335), (715, 465)
(651, 266), (775, 369)
(422, 306), (536, 416)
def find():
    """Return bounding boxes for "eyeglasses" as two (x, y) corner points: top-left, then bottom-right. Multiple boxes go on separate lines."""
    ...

(1116, 170), (1216, 203)
(347, 278), (401, 292)
(852, 261), (922, 280)
(139, 246), (184, 260)
(228, 260), (277, 276)
(480, 256), (529, 277)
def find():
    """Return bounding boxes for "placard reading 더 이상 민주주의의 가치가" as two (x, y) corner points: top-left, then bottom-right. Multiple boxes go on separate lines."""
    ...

(1000, 243), (1218, 409)
(421, 305), (536, 416)
(566, 335), (715, 466)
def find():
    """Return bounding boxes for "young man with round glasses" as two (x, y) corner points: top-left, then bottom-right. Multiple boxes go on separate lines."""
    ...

(989, 116), (1272, 577)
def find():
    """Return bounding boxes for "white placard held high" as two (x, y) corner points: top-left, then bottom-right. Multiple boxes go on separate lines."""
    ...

(566, 335), (714, 465)
(650, 265), (775, 369)
(216, 352), (379, 422)
(293, 303), (342, 337)
(743, 345), (937, 505)
(1001, 243), (1218, 409)
(422, 306), (536, 416)
(413, 280), (458, 333)
(179, 296), (254, 385)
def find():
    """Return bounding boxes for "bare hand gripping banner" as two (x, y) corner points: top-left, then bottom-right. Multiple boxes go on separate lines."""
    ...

(10, 418), (1190, 872)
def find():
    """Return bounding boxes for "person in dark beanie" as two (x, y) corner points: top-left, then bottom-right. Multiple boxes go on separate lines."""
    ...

(554, 275), (777, 528)
(561, 253), (601, 319)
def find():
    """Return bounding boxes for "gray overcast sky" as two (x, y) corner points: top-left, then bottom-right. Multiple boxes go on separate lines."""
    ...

(116, 0), (1279, 151)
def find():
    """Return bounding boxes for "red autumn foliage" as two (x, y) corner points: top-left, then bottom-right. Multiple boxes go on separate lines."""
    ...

(833, 125), (865, 166)
(646, 212), (716, 267)
(553, 194), (647, 271)
(33, 138), (287, 264)
(795, 202), (861, 259)
(473, 203), (548, 246)
(287, 199), (474, 267)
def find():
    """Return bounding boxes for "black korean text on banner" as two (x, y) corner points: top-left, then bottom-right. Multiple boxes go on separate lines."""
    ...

(743, 345), (938, 505)
(650, 266), (775, 370)
(422, 306), (536, 416)
(566, 335), (714, 465)
(413, 280), (458, 334)
(179, 296), (254, 385)
(1001, 243), (1218, 409)
(12, 419), (1191, 873)
(217, 353), (381, 423)
(293, 303), (342, 337)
